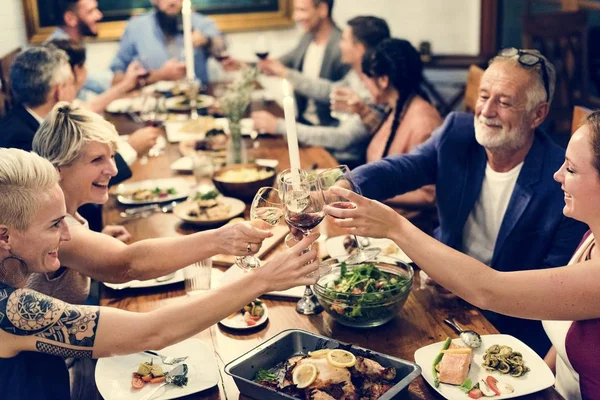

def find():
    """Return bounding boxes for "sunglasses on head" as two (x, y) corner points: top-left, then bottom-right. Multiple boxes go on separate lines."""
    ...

(498, 47), (550, 102)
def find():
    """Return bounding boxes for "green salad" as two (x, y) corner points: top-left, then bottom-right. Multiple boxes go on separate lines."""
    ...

(321, 263), (410, 324)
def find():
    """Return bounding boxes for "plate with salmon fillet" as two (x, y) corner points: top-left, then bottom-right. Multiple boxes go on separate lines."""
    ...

(414, 334), (554, 399)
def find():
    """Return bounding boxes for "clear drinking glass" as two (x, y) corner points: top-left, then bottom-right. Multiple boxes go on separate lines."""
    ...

(235, 187), (284, 271)
(280, 170), (326, 315)
(319, 165), (381, 264)
(184, 258), (212, 296)
(329, 81), (352, 121)
(192, 152), (214, 192)
(277, 168), (309, 248)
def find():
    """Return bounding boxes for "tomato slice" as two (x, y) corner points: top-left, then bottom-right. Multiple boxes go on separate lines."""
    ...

(141, 375), (153, 382)
(131, 376), (145, 390)
(468, 388), (483, 399)
(485, 376), (501, 396)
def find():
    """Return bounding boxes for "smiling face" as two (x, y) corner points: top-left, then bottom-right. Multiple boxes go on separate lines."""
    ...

(155, 0), (183, 15)
(474, 61), (538, 153)
(554, 124), (600, 224)
(58, 141), (118, 211)
(339, 26), (364, 67)
(293, 0), (326, 33)
(74, 0), (103, 37)
(6, 184), (71, 273)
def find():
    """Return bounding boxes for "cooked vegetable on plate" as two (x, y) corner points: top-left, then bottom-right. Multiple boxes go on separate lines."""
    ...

(131, 360), (165, 389)
(127, 187), (177, 202)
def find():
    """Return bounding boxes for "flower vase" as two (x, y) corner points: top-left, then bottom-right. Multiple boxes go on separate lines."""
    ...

(228, 120), (246, 165)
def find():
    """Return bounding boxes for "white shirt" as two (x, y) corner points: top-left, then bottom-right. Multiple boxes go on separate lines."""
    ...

(462, 162), (524, 265)
(24, 106), (45, 124)
(301, 41), (326, 125)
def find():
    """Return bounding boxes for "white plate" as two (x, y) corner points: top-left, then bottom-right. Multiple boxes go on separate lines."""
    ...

(164, 117), (227, 143)
(103, 270), (184, 290)
(173, 197), (246, 226)
(170, 157), (278, 173)
(95, 338), (219, 400)
(116, 178), (190, 205)
(165, 95), (215, 111)
(219, 302), (269, 330)
(414, 334), (555, 399)
(219, 264), (304, 298)
(106, 97), (144, 114)
(325, 236), (412, 264)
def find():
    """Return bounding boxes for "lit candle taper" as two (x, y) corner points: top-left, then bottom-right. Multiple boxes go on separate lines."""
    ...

(282, 79), (301, 170)
(182, 0), (195, 81)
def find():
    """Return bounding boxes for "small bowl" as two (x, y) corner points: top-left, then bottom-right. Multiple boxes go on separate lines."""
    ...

(313, 256), (413, 328)
(212, 164), (276, 201)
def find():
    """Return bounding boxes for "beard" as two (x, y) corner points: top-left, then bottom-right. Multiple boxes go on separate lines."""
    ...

(77, 19), (97, 37)
(474, 115), (529, 153)
(156, 8), (183, 35)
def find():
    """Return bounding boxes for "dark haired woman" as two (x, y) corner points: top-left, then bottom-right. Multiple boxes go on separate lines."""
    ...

(361, 38), (442, 232)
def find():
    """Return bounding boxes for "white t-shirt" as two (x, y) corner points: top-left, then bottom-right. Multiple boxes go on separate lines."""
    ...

(301, 41), (326, 125)
(462, 162), (524, 265)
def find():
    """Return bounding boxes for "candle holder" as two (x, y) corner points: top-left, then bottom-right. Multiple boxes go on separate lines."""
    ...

(187, 78), (199, 120)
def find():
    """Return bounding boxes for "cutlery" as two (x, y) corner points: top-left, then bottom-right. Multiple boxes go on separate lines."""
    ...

(120, 201), (179, 219)
(444, 318), (482, 348)
(155, 272), (176, 282)
(139, 364), (188, 400)
(144, 350), (189, 365)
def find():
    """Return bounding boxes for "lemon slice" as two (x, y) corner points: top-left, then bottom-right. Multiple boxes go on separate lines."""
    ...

(308, 349), (331, 358)
(326, 349), (357, 368)
(292, 363), (317, 389)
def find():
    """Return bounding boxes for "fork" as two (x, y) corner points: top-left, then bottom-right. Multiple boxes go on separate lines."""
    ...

(144, 350), (188, 365)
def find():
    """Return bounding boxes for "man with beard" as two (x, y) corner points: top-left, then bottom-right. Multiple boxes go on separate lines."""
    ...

(48, 0), (107, 95)
(110, 0), (221, 85)
(350, 48), (588, 357)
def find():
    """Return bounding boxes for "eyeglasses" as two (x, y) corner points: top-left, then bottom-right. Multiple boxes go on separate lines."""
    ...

(498, 47), (550, 102)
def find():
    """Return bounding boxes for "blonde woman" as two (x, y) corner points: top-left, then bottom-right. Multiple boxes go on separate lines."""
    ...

(30, 102), (280, 303)
(0, 148), (319, 399)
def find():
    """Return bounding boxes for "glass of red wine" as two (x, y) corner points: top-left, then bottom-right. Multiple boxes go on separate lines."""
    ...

(277, 169), (307, 248)
(319, 165), (380, 264)
(281, 169), (327, 315)
(254, 35), (270, 61)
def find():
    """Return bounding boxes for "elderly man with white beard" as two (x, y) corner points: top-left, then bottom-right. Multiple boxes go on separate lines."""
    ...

(350, 48), (588, 357)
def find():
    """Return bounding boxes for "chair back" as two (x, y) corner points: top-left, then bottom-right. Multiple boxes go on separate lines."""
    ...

(522, 11), (588, 132)
(463, 65), (485, 113)
(0, 47), (21, 115)
(572, 105), (591, 135)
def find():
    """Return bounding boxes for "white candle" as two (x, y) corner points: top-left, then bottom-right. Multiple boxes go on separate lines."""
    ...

(282, 80), (301, 171)
(182, 0), (195, 81)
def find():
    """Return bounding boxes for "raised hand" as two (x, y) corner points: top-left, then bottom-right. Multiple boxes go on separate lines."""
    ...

(215, 221), (273, 256)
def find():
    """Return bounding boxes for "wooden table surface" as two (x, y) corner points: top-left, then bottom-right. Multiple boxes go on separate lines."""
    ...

(97, 90), (562, 400)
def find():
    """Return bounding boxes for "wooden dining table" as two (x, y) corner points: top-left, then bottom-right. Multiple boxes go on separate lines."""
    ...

(97, 86), (563, 400)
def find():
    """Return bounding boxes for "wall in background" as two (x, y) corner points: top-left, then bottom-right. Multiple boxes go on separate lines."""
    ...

(3, 0), (481, 79)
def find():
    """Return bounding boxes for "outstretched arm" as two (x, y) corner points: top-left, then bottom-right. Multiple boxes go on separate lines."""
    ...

(59, 222), (272, 283)
(325, 187), (600, 321)
(1, 235), (319, 359)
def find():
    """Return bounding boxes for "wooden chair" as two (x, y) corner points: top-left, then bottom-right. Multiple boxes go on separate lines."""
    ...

(0, 47), (21, 114)
(463, 65), (485, 113)
(522, 11), (589, 133)
(571, 105), (591, 135)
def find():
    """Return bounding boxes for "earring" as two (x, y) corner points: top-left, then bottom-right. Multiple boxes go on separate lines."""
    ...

(0, 255), (29, 286)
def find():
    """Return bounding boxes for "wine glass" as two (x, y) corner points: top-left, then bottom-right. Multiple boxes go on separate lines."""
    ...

(277, 168), (308, 248)
(319, 165), (381, 264)
(281, 170), (326, 315)
(254, 35), (270, 61)
(235, 187), (284, 271)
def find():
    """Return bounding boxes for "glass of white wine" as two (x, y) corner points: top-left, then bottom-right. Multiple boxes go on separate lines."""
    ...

(235, 187), (284, 271)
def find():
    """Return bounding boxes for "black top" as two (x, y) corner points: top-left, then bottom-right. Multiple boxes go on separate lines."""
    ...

(0, 282), (71, 399)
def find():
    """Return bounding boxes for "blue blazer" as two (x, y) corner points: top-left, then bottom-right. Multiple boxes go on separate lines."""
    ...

(354, 112), (588, 273)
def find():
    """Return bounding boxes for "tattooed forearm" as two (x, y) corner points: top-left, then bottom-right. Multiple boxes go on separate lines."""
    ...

(35, 341), (93, 359)
(0, 287), (100, 350)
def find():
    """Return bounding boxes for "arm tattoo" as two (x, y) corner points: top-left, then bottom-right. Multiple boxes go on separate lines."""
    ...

(0, 287), (100, 358)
